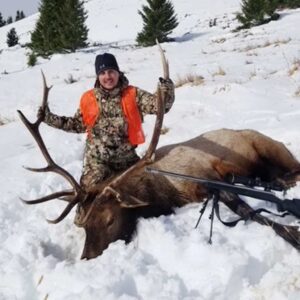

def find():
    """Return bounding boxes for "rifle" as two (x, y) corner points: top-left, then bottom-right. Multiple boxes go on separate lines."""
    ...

(146, 167), (300, 243)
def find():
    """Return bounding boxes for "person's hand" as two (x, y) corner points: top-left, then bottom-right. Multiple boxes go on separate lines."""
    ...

(159, 77), (173, 93)
(37, 106), (47, 120)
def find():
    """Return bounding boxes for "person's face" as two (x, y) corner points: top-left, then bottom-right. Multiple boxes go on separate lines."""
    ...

(98, 69), (120, 90)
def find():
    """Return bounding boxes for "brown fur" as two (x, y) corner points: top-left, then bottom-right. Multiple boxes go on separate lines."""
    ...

(76, 128), (300, 259)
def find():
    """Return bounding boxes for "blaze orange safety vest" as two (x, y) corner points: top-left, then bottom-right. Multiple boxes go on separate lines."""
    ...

(80, 86), (145, 145)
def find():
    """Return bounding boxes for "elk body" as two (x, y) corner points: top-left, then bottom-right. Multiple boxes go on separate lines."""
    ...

(18, 45), (300, 259)
(77, 129), (300, 258)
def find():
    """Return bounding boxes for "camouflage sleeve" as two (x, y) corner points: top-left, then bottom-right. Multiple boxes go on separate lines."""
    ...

(43, 106), (86, 133)
(136, 79), (175, 116)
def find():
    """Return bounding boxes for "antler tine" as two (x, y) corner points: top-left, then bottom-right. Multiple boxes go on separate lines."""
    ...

(46, 199), (80, 224)
(145, 88), (165, 159)
(156, 39), (169, 79)
(20, 190), (75, 205)
(41, 70), (52, 108)
(77, 44), (168, 226)
(36, 70), (52, 126)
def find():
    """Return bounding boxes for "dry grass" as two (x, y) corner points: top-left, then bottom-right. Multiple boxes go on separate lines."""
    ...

(249, 71), (257, 79)
(239, 38), (291, 53)
(212, 66), (226, 77)
(288, 58), (300, 76)
(274, 38), (291, 46)
(37, 275), (44, 286)
(160, 126), (170, 135)
(0, 116), (12, 125)
(246, 52), (258, 57)
(211, 37), (226, 44)
(295, 87), (300, 97)
(175, 73), (204, 88)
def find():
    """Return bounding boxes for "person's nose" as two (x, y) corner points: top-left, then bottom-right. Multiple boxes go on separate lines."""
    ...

(104, 71), (112, 79)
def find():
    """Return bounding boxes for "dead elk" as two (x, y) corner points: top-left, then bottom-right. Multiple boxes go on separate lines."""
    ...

(18, 64), (300, 261)
(20, 110), (300, 259)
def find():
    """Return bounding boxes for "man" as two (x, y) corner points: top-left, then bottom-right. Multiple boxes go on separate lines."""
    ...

(39, 52), (175, 187)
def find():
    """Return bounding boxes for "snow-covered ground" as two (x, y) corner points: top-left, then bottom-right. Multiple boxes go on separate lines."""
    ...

(0, 0), (300, 299)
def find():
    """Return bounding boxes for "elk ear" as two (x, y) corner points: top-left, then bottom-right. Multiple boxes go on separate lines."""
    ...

(120, 195), (149, 208)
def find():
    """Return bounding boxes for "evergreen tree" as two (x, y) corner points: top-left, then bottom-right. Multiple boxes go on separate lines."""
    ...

(15, 10), (25, 21)
(27, 52), (37, 67)
(15, 10), (21, 21)
(7, 28), (19, 47)
(6, 16), (13, 24)
(30, 0), (63, 56)
(136, 0), (178, 47)
(20, 11), (26, 19)
(57, 0), (88, 51)
(30, 0), (88, 57)
(237, 0), (280, 28)
(0, 12), (6, 27)
(265, 0), (280, 17)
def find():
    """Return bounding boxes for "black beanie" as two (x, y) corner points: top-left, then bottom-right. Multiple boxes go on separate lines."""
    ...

(95, 53), (120, 75)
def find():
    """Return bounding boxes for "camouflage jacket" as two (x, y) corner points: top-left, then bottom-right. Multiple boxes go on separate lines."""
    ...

(43, 74), (175, 168)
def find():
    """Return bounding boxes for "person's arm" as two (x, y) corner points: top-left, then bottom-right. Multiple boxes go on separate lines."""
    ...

(38, 105), (86, 133)
(136, 78), (175, 116)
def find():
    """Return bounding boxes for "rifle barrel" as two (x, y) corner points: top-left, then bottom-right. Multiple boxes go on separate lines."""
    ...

(146, 168), (300, 219)
(146, 167), (280, 204)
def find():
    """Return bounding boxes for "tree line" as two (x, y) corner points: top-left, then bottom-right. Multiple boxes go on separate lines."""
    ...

(2, 0), (300, 66)
(26, 0), (179, 65)
(28, 0), (178, 58)
(0, 10), (25, 27)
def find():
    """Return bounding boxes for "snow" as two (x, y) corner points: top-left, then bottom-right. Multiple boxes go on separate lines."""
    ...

(0, 0), (300, 299)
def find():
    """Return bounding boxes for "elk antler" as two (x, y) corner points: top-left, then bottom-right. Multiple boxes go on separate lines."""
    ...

(18, 71), (86, 224)
(78, 42), (169, 225)
(156, 39), (169, 80)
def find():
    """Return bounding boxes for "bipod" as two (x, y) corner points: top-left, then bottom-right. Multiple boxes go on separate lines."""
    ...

(195, 190), (220, 244)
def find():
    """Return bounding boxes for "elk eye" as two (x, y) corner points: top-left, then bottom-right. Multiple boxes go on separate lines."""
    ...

(106, 216), (114, 227)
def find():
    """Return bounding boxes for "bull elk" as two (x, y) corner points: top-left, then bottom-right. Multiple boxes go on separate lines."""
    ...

(18, 46), (300, 259)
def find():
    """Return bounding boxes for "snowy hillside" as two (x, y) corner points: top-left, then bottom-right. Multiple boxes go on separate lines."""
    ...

(0, 0), (300, 299)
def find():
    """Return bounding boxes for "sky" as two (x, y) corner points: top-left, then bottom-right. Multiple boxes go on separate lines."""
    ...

(0, 0), (40, 19)
(0, 0), (300, 299)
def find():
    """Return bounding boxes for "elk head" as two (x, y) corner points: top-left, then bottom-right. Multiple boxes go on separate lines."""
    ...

(19, 42), (169, 259)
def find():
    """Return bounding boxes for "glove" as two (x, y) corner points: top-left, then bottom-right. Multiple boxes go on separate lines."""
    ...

(37, 106), (49, 120)
(159, 77), (173, 84)
(158, 77), (173, 93)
